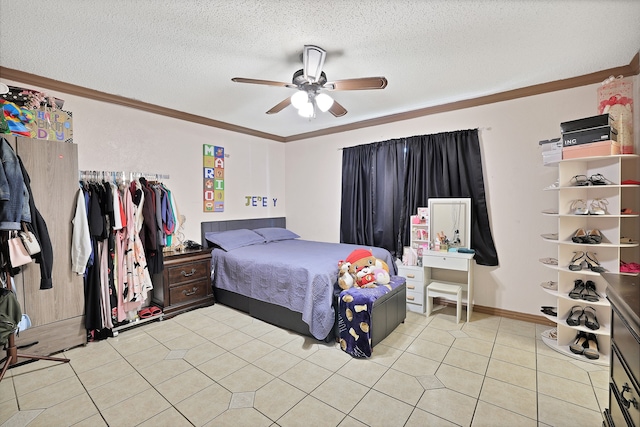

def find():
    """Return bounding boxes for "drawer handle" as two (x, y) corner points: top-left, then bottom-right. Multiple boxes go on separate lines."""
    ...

(407, 285), (415, 290)
(406, 274), (416, 279)
(407, 295), (415, 301)
(182, 286), (198, 296)
(181, 268), (197, 277)
(621, 383), (639, 410)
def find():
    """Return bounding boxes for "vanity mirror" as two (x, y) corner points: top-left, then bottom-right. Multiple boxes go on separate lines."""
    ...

(428, 198), (472, 248)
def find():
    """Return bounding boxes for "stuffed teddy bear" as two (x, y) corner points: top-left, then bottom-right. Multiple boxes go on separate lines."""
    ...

(344, 248), (390, 288)
(337, 260), (354, 290)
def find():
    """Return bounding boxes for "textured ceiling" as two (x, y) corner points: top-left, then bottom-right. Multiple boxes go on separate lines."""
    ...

(1, 1), (639, 140)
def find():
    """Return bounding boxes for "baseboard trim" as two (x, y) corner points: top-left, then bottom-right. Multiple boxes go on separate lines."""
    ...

(435, 298), (556, 326)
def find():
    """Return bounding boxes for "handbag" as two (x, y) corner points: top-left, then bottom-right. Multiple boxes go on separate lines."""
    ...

(8, 231), (33, 267)
(19, 223), (41, 255)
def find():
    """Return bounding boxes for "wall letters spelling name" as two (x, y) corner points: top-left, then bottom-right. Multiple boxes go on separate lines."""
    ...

(244, 196), (278, 207)
(203, 145), (224, 212)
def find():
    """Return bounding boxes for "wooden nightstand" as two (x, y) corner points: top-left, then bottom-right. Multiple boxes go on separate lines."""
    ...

(152, 249), (215, 317)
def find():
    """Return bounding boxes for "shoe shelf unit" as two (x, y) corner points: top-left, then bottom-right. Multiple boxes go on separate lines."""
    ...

(540, 154), (639, 365)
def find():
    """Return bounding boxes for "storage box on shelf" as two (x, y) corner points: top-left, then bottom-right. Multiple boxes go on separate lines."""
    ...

(539, 138), (563, 166)
(562, 140), (621, 159)
(540, 153), (640, 365)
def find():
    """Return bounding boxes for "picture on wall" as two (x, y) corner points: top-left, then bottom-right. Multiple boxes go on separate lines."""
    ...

(203, 144), (224, 212)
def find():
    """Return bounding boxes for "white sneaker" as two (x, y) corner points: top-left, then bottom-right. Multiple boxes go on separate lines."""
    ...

(540, 281), (557, 290)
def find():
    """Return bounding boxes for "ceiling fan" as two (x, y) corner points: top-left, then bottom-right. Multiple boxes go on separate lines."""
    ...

(231, 45), (387, 118)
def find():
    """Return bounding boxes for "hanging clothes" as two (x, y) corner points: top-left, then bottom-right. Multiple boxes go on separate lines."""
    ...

(71, 187), (91, 275)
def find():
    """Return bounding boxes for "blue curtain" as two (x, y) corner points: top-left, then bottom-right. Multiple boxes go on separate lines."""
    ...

(340, 129), (498, 266)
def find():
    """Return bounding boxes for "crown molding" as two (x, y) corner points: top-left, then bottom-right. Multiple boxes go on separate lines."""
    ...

(2, 52), (638, 143)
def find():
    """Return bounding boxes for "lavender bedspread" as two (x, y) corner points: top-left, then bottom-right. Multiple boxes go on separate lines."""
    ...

(337, 275), (405, 358)
(210, 239), (396, 340)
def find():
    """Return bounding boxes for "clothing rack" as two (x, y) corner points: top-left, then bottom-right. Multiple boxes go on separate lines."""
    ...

(79, 170), (170, 184)
(0, 267), (70, 382)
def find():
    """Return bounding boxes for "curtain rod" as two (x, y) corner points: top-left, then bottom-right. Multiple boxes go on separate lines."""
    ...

(337, 127), (492, 150)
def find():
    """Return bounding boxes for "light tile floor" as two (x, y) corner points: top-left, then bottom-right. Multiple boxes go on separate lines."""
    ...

(0, 304), (609, 426)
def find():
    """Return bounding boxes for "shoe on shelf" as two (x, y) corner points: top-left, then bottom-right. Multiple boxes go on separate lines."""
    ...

(621, 179), (640, 185)
(620, 261), (640, 274)
(571, 175), (590, 186)
(540, 257), (558, 266)
(585, 229), (603, 244)
(540, 281), (558, 290)
(581, 280), (601, 302)
(570, 331), (588, 355)
(583, 306), (600, 330)
(571, 228), (588, 243)
(589, 173), (614, 185)
(544, 180), (559, 190)
(541, 233), (558, 240)
(542, 208), (559, 215)
(568, 279), (585, 299)
(568, 251), (585, 271)
(541, 306), (557, 317)
(570, 199), (589, 215)
(620, 237), (638, 244)
(566, 305), (583, 326)
(541, 328), (557, 340)
(585, 252), (606, 273)
(588, 198), (609, 215)
(621, 208), (640, 215)
(583, 333), (600, 360)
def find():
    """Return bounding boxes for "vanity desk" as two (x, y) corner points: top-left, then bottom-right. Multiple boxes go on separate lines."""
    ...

(422, 250), (475, 323)
(423, 197), (475, 323)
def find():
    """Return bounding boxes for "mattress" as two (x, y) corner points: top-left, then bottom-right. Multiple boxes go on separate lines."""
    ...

(210, 239), (397, 340)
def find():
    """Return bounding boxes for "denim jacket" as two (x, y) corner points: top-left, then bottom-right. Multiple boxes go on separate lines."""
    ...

(0, 137), (31, 230)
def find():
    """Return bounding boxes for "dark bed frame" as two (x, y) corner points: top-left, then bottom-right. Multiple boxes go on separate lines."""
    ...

(201, 217), (406, 346)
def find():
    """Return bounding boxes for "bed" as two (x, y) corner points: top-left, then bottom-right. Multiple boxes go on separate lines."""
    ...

(201, 218), (406, 347)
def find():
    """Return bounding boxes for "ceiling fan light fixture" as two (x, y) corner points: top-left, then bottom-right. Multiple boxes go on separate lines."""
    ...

(297, 102), (314, 118)
(315, 93), (334, 112)
(290, 90), (309, 109)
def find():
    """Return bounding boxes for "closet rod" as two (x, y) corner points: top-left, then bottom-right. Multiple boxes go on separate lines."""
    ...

(79, 170), (170, 181)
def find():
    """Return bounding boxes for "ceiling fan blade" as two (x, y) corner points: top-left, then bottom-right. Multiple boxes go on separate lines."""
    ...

(325, 77), (388, 91)
(303, 45), (326, 83)
(266, 97), (292, 114)
(232, 77), (296, 88)
(328, 100), (347, 117)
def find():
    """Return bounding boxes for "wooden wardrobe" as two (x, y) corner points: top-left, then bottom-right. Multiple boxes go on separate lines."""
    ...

(7, 135), (85, 358)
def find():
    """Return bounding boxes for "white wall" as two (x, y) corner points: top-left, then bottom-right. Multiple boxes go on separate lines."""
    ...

(3, 75), (637, 317)
(3, 79), (287, 243)
(286, 77), (639, 316)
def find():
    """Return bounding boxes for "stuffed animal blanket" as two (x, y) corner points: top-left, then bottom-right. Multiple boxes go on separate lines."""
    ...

(337, 275), (405, 357)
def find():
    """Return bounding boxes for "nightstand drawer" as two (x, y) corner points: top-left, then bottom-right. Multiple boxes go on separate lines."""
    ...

(167, 260), (209, 285)
(423, 254), (468, 271)
(397, 267), (424, 283)
(406, 289), (425, 304)
(405, 282), (425, 296)
(169, 279), (210, 305)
